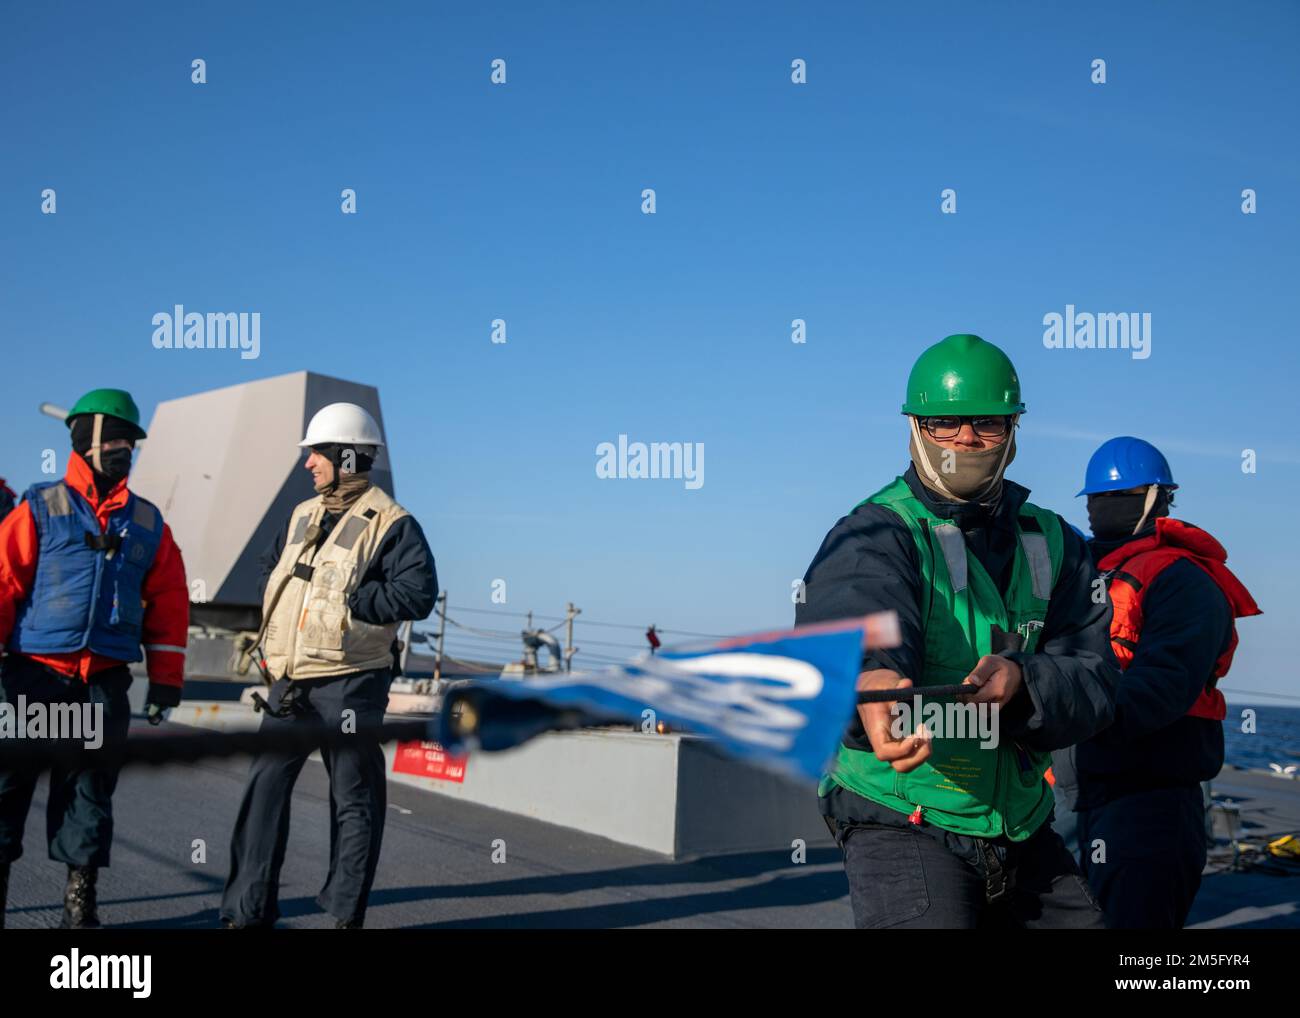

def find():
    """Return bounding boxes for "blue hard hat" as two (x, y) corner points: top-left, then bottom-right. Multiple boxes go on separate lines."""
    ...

(1078, 436), (1178, 496)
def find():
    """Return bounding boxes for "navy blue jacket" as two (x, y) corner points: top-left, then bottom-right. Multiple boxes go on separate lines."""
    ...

(1062, 539), (1232, 810)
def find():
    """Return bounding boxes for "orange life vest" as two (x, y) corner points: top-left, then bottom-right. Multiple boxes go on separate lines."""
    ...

(1097, 518), (1260, 722)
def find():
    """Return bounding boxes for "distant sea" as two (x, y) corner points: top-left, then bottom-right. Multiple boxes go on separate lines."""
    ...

(1223, 703), (1300, 772)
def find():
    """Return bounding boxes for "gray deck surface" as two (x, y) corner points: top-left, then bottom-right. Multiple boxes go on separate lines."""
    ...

(1188, 767), (1300, 930)
(4, 722), (851, 929)
(4, 727), (1296, 929)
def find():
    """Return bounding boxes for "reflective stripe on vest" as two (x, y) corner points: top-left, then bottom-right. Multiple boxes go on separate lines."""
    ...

(932, 524), (967, 591)
(1020, 532), (1052, 600)
(41, 483), (72, 517)
(132, 498), (157, 530)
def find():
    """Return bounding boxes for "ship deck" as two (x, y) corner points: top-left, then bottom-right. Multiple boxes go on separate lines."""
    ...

(3, 724), (1296, 929)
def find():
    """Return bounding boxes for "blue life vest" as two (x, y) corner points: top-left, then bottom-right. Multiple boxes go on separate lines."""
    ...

(10, 481), (163, 663)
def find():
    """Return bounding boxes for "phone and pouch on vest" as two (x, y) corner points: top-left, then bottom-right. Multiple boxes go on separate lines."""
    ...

(990, 625), (1024, 655)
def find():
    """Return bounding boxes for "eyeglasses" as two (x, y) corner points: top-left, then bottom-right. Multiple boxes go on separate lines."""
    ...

(919, 416), (1011, 440)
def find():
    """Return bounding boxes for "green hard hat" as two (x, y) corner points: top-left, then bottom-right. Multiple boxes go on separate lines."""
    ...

(66, 388), (148, 438)
(901, 334), (1026, 416)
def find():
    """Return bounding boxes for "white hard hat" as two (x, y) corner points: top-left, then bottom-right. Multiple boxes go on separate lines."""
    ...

(298, 402), (386, 449)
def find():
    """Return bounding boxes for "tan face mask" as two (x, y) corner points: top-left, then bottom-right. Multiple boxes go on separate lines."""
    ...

(908, 417), (1017, 504)
(316, 472), (371, 513)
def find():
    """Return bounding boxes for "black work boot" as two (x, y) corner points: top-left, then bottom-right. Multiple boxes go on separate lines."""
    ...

(0, 861), (9, 930)
(60, 865), (100, 929)
(220, 917), (274, 929)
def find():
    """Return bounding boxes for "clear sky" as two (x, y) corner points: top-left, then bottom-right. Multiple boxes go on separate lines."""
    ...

(2, 2), (1296, 697)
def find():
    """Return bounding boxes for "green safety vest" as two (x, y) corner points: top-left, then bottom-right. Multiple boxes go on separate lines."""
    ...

(819, 476), (1064, 840)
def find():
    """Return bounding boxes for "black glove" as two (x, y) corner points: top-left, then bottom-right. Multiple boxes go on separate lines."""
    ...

(145, 682), (182, 724)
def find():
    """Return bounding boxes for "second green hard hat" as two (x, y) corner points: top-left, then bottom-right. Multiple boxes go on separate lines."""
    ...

(65, 388), (148, 439)
(901, 334), (1026, 416)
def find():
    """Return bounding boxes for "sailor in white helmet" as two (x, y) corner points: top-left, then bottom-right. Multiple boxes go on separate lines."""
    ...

(220, 402), (437, 928)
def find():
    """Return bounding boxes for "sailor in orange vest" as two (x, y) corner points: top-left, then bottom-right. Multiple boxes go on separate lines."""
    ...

(0, 390), (189, 928)
(1058, 437), (1260, 928)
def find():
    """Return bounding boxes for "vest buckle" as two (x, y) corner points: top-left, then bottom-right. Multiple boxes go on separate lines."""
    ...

(980, 842), (1014, 904)
(83, 531), (123, 554)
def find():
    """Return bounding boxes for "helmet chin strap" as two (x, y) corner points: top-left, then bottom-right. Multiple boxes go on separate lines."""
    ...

(90, 413), (104, 473)
(1132, 484), (1160, 535)
(313, 444), (345, 494)
(328, 445), (348, 493)
(909, 417), (960, 500)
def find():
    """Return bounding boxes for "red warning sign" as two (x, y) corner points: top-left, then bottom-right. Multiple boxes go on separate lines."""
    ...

(394, 740), (468, 783)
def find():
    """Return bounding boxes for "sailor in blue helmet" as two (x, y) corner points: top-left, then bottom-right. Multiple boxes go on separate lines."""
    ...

(1055, 437), (1260, 928)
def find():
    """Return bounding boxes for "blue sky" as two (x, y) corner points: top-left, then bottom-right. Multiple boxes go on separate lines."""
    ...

(2, 2), (1297, 697)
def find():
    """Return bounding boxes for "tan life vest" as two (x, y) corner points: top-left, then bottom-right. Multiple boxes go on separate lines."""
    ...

(261, 484), (410, 680)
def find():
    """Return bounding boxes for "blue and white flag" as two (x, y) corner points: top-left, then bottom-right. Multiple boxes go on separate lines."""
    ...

(438, 612), (899, 781)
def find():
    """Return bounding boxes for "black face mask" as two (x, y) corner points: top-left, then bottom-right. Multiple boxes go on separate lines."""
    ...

(1087, 492), (1161, 541)
(95, 446), (134, 483)
(70, 413), (140, 495)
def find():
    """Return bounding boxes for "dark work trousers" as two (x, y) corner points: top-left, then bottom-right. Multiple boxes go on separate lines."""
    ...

(1076, 784), (1207, 929)
(220, 667), (393, 926)
(826, 815), (1107, 929)
(0, 655), (133, 867)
